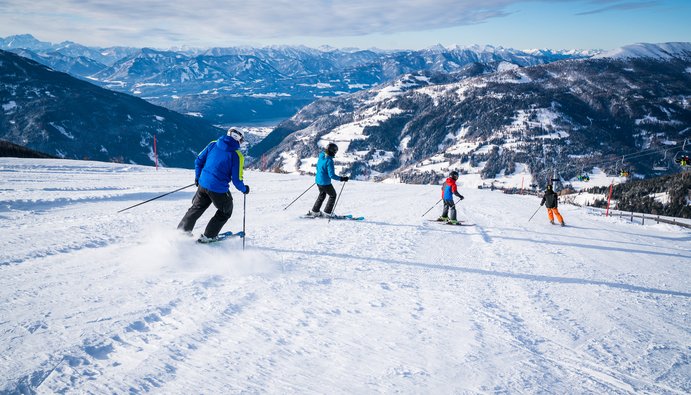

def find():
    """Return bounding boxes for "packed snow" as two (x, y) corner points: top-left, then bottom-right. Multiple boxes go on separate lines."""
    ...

(1, 158), (689, 394)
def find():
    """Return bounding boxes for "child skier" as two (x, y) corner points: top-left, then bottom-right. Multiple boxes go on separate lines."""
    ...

(177, 127), (250, 242)
(437, 170), (464, 224)
(540, 184), (565, 226)
(307, 143), (349, 217)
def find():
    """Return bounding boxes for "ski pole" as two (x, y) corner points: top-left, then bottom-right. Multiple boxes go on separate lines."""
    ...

(283, 183), (316, 210)
(242, 193), (247, 251)
(117, 183), (195, 213)
(528, 205), (542, 222)
(329, 182), (347, 223)
(421, 199), (442, 217)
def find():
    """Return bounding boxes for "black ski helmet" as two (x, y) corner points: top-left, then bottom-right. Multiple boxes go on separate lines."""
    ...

(326, 143), (339, 156)
(450, 170), (459, 179)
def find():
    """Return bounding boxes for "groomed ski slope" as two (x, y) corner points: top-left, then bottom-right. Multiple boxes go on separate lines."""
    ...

(1, 158), (689, 394)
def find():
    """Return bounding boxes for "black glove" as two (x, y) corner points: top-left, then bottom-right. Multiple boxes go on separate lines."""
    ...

(459, 195), (465, 200)
(244, 185), (250, 194)
(340, 176), (349, 182)
(540, 202), (544, 206)
(195, 179), (199, 187)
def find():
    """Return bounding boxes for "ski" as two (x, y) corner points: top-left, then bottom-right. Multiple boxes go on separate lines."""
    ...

(427, 219), (475, 226)
(196, 231), (245, 244)
(301, 213), (365, 221)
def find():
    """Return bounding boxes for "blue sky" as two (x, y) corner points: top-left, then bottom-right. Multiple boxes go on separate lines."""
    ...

(0, 0), (689, 50)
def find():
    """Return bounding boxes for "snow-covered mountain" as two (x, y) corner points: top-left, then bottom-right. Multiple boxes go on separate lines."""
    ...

(0, 35), (594, 124)
(0, 34), (54, 51)
(595, 42), (691, 60)
(1, 158), (689, 393)
(0, 35), (138, 67)
(8, 48), (108, 76)
(0, 50), (223, 167)
(252, 44), (691, 185)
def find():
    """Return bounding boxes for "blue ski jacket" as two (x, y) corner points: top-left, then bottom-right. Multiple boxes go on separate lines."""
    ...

(442, 177), (463, 201)
(315, 151), (341, 185)
(195, 135), (247, 194)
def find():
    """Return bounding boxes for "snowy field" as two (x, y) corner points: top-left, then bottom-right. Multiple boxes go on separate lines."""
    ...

(1, 158), (690, 394)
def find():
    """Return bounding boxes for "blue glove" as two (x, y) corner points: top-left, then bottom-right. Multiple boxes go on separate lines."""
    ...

(244, 185), (250, 194)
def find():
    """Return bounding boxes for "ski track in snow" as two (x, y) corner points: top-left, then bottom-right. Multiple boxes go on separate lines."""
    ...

(0, 158), (690, 394)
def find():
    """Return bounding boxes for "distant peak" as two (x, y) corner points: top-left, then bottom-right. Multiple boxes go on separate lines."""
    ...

(594, 42), (691, 60)
(0, 33), (53, 50)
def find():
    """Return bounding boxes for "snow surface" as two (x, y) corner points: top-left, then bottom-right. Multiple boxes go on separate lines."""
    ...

(595, 42), (691, 60)
(1, 158), (690, 394)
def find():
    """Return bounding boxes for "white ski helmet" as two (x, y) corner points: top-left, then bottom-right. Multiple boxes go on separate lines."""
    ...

(227, 127), (244, 143)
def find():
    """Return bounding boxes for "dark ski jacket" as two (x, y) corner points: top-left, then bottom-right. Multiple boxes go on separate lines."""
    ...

(541, 190), (559, 208)
(441, 177), (463, 201)
(195, 135), (247, 194)
(315, 151), (341, 186)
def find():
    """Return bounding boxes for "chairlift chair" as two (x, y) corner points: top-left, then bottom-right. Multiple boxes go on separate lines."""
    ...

(653, 149), (670, 171)
(672, 139), (689, 168)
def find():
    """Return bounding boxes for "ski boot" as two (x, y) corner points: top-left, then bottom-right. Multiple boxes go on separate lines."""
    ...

(447, 219), (459, 225)
(307, 210), (323, 218)
(197, 234), (219, 244)
(550, 220), (555, 225)
(436, 216), (449, 222)
(561, 221), (566, 227)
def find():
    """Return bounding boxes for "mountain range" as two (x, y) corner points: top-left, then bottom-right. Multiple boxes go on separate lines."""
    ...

(250, 43), (691, 186)
(2, 35), (689, 186)
(0, 34), (595, 124)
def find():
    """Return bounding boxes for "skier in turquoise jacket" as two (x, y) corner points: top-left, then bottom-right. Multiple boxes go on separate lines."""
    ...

(308, 143), (348, 217)
(178, 127), (250, 242)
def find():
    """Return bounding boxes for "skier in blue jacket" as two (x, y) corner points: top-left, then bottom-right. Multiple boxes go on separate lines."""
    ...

(178, 127), (250, 242)
(308, 143), (348, 217)
(437, 170), (464, 224)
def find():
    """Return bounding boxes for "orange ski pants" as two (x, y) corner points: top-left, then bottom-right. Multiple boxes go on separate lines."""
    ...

(547, 208), (564, 223)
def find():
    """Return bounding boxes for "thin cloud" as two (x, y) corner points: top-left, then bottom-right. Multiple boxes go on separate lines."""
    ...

(576, 1), (661, 15)
(0, 0), (675, 47)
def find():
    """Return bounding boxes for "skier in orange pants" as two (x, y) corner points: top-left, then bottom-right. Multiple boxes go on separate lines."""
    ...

(540, 184), (565, 226)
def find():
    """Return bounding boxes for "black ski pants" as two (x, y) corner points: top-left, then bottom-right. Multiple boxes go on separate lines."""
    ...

(177, 186), (233, 237)
(312, 184), (337, 214)
(442, 199), (457, 220)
